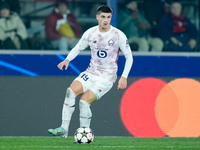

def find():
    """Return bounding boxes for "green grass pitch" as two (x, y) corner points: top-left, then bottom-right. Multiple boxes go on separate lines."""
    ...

(0, 136), (200, 150)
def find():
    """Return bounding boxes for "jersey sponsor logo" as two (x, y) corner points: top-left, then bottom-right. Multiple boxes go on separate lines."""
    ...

(108, 39), (114, 46)
(97, 50), (107, 58)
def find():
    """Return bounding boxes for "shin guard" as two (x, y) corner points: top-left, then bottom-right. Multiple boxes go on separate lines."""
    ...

(79, 100), (92, 127)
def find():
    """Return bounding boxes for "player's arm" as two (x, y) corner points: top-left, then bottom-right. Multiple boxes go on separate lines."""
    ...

(57, 31), (89, 71)
(118, 53), (133, 89)
(118, 32), (133, 90)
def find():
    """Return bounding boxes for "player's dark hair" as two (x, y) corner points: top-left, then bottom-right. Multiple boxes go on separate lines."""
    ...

(96, 5), (113, 15)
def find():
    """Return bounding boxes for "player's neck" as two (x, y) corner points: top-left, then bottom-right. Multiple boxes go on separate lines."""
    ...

(99, 25), (111, 33)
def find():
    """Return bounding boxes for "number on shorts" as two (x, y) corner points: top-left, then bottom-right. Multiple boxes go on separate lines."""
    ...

(81, 73), (89, 81)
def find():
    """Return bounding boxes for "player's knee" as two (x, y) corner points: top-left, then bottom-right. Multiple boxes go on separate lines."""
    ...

(66, 88), (76, 98)
(79, 100), (90, 108)
(79, 100), (92, 117)
(64, 88), (76, 106)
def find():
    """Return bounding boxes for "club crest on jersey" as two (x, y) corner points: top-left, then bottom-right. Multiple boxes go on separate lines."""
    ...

(108, 39), (114, 46)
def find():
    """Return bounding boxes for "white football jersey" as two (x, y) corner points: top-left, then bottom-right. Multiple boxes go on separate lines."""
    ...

(67, 25), (132, 83)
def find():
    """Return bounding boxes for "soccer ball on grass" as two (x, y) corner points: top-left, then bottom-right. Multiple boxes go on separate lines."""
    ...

(74, 127), (94, 144)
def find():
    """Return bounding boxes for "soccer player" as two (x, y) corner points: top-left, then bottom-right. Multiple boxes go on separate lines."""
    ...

(48, 5), (133, 138)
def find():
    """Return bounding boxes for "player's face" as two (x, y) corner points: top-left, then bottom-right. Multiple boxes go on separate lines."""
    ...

(96, 13), (112, 32)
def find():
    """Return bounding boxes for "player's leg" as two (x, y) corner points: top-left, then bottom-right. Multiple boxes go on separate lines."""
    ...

(61, 81), (83, 130)
(79, 77), (113, 128)
(48, 80), (83, 137)
(79, 90), (97, 127)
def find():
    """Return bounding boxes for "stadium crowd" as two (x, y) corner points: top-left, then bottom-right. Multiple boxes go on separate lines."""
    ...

(0, 0), (199, 52)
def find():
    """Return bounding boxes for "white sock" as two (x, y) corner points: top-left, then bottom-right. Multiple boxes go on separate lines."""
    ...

(61, 88), (76, 131)
(79, 100), (92, 127)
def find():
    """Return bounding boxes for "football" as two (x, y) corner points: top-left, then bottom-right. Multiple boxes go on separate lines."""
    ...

(74, 127), (94, 144)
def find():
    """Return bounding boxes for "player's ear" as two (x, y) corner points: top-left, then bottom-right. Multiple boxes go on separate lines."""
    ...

(96, 14), (99, 21)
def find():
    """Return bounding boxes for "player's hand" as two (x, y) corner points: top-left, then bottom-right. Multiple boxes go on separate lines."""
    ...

(57, 59), (69, 71)
(118, 77), (127, 90)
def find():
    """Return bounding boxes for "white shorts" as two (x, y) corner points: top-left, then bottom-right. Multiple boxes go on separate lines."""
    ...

(74, 71), (113, 100)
